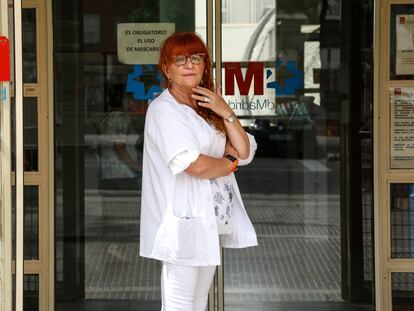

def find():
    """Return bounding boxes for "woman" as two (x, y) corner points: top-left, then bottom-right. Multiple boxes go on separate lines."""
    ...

(97, 83), (141, 190)
(140, 32), (257, 311)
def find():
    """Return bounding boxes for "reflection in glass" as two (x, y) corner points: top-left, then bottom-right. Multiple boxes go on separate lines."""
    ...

(53, 0), (204, 309)
(23, 98), (38, 171)
(362, 134), (373, 281)
(220, 0), (365, 307)
(11, 97), (39, 172)
(392, 272), (414, 311)
(24, 274), (39, 311)
(22, 9), (37, 83)
(24, 186), (39, 260)
(361, 0), (374, 280)
(391, 184), (414, 258)
(12, 186), (39, 260)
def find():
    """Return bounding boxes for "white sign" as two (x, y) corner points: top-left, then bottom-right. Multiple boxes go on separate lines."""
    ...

(396, 15), (414, 75)
(117, 23), (175, 65)
(390, 87), (414, 168)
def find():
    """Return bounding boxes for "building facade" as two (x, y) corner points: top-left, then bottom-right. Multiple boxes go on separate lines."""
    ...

(0, 0), (412, 310)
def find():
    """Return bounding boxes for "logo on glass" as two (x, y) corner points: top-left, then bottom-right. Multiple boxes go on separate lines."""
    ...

(224, 61), (303, 96)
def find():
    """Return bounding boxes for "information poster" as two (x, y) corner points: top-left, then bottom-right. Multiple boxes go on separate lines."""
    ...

(390, 87), (414, 168)
(396, 15), (414, 75)
(117, 23), (175, 65)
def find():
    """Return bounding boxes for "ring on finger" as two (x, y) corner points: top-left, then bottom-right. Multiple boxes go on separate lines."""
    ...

(204, 96), (211, 103)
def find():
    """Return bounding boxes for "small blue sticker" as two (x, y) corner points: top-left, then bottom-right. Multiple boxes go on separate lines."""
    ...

(0, 86), (6, 102)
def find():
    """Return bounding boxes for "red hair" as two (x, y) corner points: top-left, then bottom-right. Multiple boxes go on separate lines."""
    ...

(159, 32), (226, 133)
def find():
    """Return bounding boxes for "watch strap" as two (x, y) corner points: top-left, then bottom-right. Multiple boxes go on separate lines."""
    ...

(224, 154), (238, 172)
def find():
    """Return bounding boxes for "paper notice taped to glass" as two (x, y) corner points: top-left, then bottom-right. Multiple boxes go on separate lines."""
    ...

(396, 14), (414, 75)
(117, 23), (175, 65)
(390, 87), (414, 168)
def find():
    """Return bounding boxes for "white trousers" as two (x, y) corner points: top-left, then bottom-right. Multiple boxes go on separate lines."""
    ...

(161, 262), (217, 311)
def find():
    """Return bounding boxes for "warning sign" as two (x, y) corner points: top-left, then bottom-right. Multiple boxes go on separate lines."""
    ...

(117, 23), (175, 65)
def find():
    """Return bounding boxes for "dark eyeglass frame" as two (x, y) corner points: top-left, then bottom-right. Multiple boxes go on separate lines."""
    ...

(172, 53), (206, 66)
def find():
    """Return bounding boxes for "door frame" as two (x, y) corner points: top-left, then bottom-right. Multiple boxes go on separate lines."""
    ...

(1, 0), (13, 309)
(46, 0), (54, 309)
(374, 0), (414, 310)
(2, 0), (395, 309)
(1, 0), (53, 309)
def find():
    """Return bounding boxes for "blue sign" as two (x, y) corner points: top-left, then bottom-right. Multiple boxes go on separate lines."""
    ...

(126, 65), (163, 100)
(266, 60), (303, 96)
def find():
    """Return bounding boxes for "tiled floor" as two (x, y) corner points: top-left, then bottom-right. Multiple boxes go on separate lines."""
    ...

(58, 300), (372, 311)
(56, 191), (370, 311)
(224, 194), (341, 303)
(80, 192), (342, 303)
(224, 302), (372, 311)
(55, 159), (373, 310)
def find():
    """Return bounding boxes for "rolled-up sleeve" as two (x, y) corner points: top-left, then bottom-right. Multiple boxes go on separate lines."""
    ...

(147, 105), (201, 174)
(238, 133), (257, 166)
(169, 149), (200, 175)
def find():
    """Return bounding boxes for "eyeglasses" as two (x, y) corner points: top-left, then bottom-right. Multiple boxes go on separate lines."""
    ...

(172, 53), (205, 66)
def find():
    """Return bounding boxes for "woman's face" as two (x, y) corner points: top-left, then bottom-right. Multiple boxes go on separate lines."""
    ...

(163, 53), (206, 90)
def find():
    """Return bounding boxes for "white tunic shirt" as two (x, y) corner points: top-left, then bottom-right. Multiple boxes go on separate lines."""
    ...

(139, 89), (258, 266)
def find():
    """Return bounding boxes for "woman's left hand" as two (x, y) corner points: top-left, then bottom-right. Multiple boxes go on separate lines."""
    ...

(192, 86), (234, 119)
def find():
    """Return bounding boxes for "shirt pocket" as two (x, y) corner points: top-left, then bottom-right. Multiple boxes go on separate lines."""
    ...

(157, 212), (202, 260)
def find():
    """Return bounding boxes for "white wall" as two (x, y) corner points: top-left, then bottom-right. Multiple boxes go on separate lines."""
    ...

(195, 24), (257, 62)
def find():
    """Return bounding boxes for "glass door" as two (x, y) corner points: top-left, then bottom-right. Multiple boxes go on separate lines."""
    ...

(52, 1), (209, 310)
(2, 0), (50, 310)
(1, 0), (379, 310)
(219, 0), (374, 310)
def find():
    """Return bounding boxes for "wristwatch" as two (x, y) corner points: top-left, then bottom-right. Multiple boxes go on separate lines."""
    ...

(224, 154), (238, 172)
(224, 112), (237, 123)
